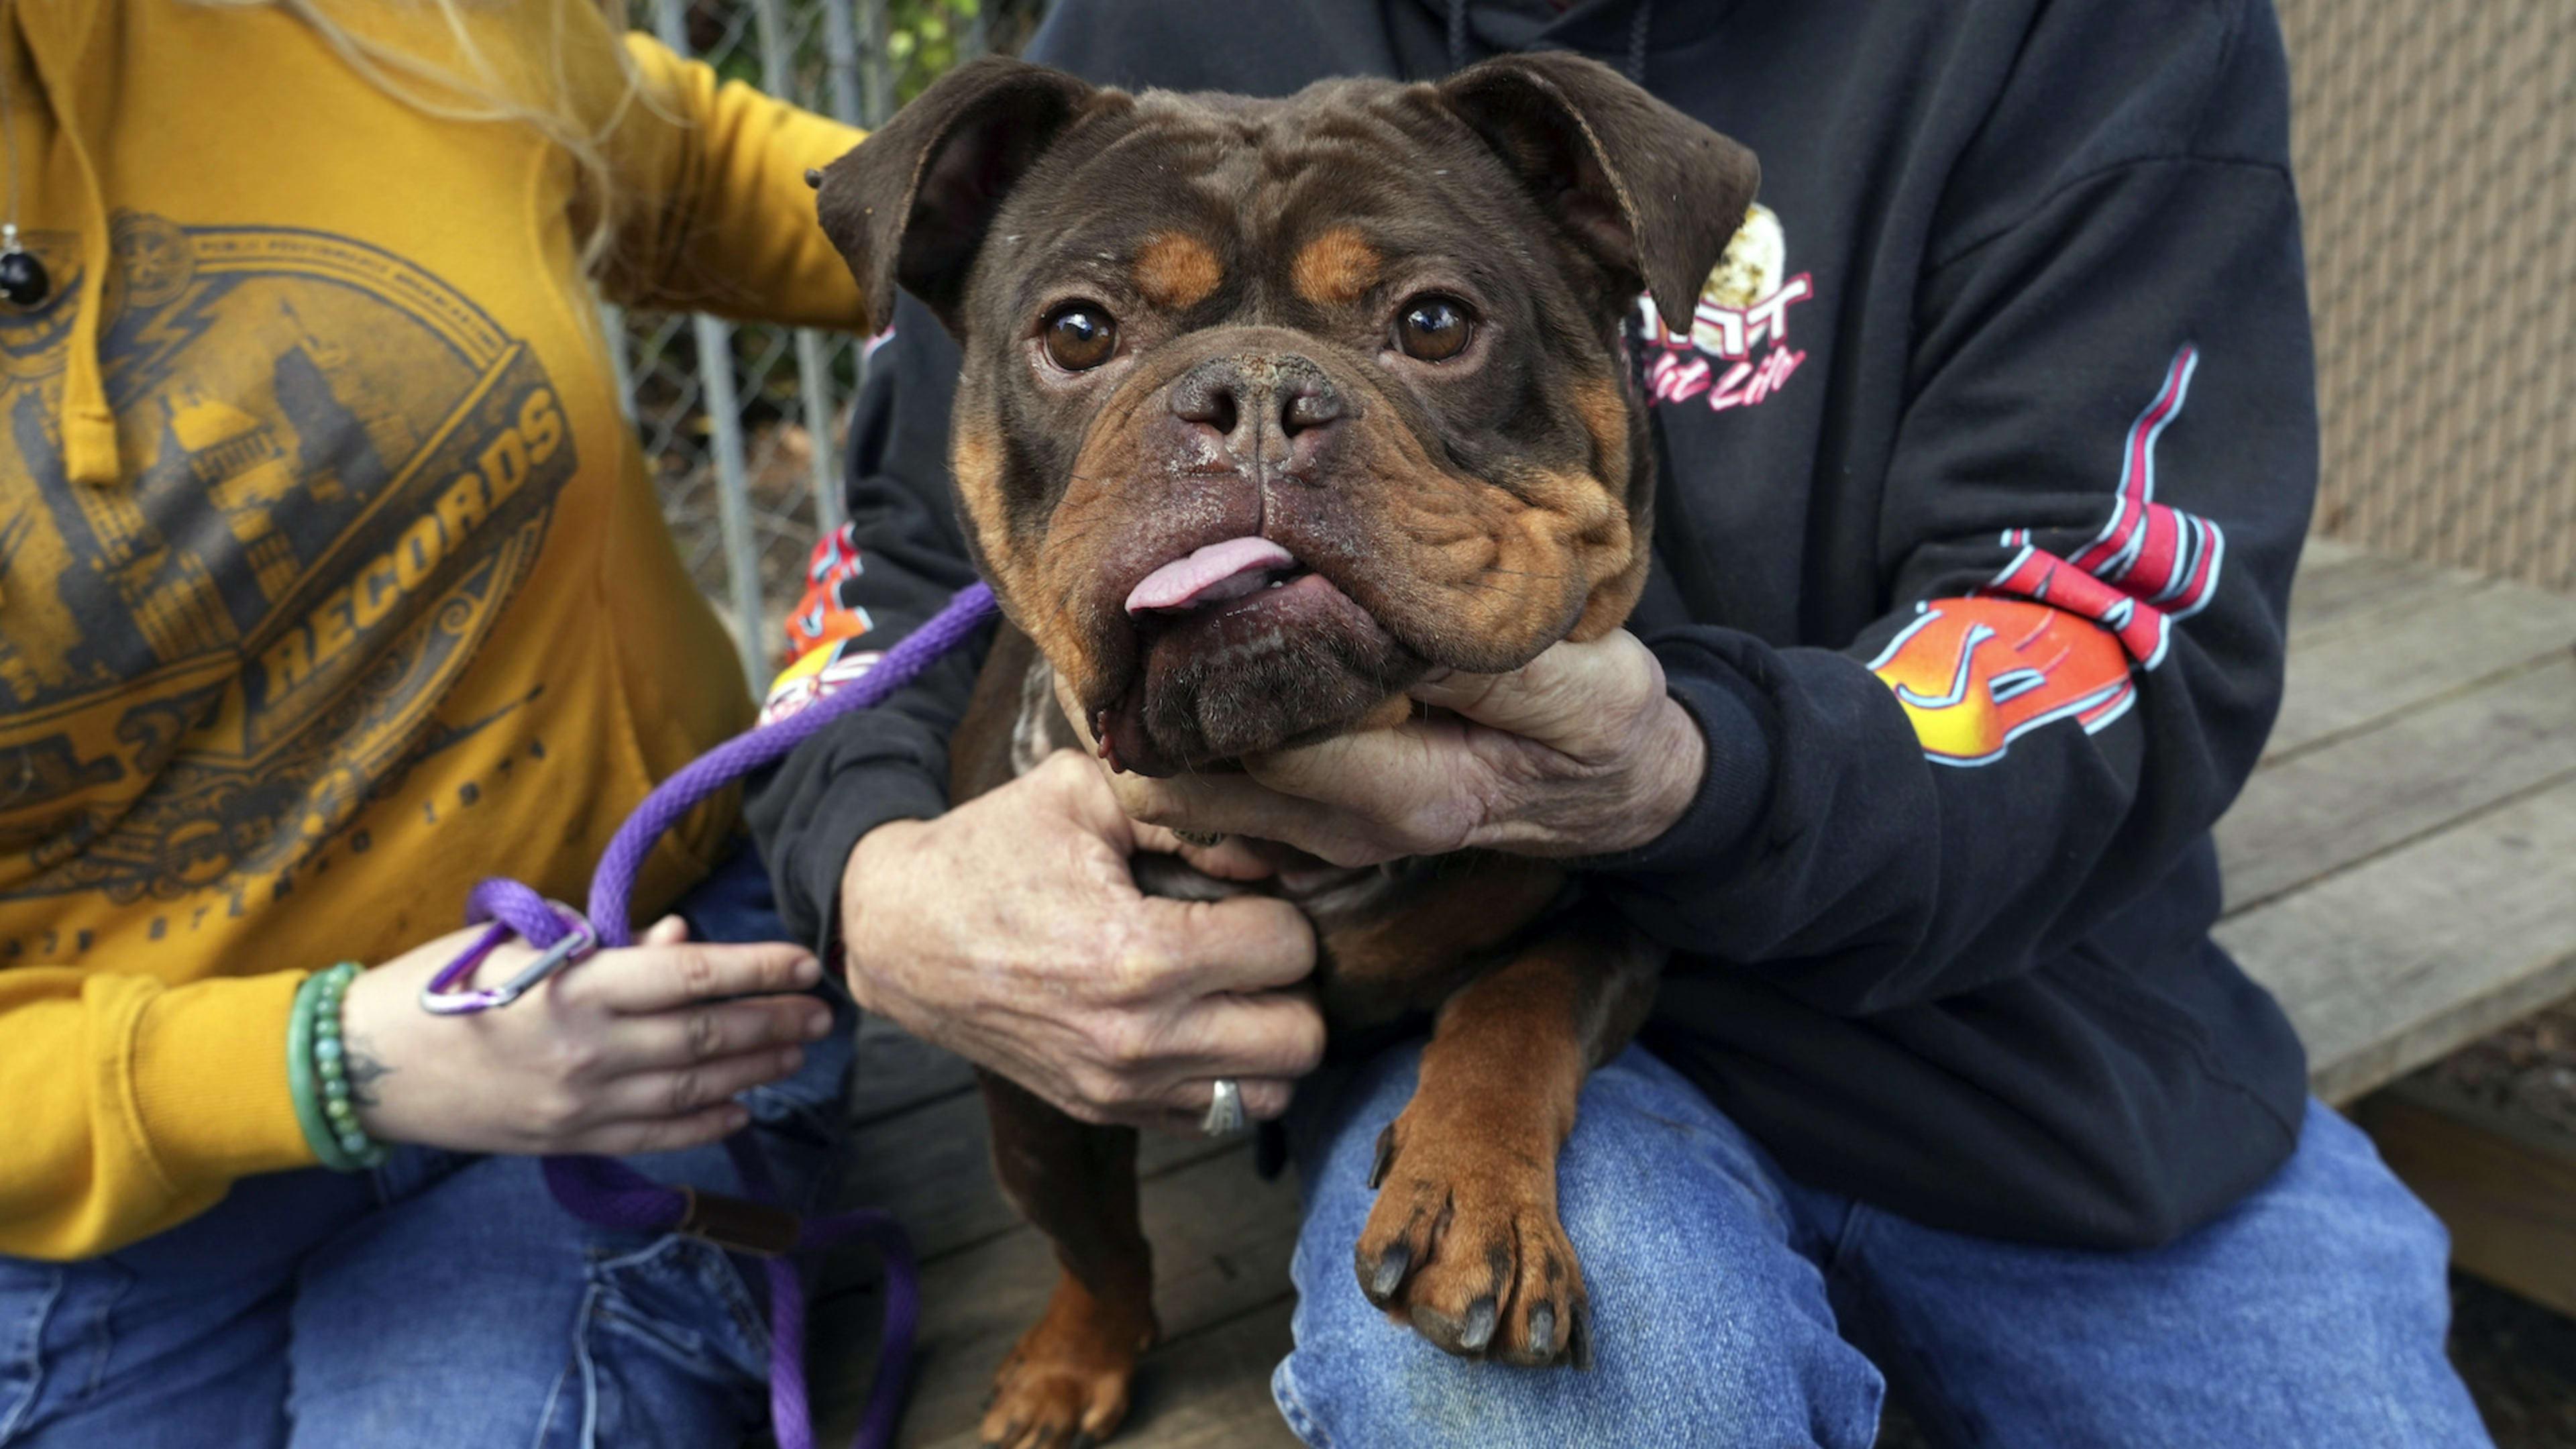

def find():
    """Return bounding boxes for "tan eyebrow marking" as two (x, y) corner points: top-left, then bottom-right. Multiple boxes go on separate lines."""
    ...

(1290, 226), (1381, 306)
(1134, 231), (1224, 310)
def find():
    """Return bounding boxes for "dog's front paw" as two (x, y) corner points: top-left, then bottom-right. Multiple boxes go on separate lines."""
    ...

(979, 1271), (1157, 1449)
(1352, 1108), (1593, 1368)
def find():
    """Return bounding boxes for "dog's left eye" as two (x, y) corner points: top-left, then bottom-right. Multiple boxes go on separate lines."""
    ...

(1042, 304), (1119, 370)
(1394, 294), (1474, 362)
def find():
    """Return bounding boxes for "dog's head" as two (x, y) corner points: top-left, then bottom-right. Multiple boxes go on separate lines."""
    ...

(817, 54), (1756, 776)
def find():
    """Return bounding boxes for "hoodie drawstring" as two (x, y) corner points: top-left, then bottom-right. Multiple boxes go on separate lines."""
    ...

(7, 0), (121, 489)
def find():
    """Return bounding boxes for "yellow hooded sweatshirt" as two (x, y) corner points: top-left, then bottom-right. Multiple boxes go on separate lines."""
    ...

(0, 0), (867, 1258)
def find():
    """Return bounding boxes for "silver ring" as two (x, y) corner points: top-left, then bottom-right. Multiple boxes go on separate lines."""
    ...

(1201, 1078), (1246, 1137)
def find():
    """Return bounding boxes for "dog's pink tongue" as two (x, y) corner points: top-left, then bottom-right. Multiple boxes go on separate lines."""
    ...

(1124, 537), (1296, 615)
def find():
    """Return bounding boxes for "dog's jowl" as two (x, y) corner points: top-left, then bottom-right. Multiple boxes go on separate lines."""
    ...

(816, 53), (1756, 1448)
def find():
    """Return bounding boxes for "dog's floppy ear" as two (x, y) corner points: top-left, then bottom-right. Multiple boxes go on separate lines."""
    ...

(1438, 53), (1758, 329)
(814, 56), (1107, 335)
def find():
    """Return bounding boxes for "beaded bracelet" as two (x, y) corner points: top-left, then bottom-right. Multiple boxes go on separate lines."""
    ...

(285, 969), (353, 1171)
(287, 962), (391, 1172)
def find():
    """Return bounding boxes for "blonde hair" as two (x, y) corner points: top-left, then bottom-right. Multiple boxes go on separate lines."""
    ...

(185, 0), (663, 273)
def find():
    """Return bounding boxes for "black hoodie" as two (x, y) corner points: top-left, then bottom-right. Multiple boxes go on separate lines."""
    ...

(748, 0), (2318, 1248)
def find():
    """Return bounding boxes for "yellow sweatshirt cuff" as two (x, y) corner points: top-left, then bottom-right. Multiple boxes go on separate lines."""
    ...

(125, 972), (320, 1191)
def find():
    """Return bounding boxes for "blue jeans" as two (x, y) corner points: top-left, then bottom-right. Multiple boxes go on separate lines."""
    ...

(1273, 1042), (2492, 1448)
(0, 845), (854, 1449)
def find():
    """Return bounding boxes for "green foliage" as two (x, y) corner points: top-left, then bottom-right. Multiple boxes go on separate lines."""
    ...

(887, 0), (977, 105)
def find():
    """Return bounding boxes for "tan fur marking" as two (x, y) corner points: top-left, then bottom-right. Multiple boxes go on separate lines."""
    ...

(950, 425), (1018, 585)
(1291, 227), (1382, 307)
(1563, 376), (1644, 641)
(1571, 376), (1630, 483)
(1134, 232), (1223, 310)
(1350, 405), (1635, 662)
(1355, 694), (1417, 732)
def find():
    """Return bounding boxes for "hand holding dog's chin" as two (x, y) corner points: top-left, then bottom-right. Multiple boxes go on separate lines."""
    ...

(839, 751), (1324, 1132)
(1111, 629), (1707, 867)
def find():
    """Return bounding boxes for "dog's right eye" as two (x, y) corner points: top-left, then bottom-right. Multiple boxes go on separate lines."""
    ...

(1042, 304), (1119, 370)
(1394, 294), (1474, 362)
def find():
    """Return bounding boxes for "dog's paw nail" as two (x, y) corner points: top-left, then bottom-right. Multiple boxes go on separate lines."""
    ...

(1460, 1295), (1497, 1351)
(1368, 1242), (1410, 1301)
(1569, 1301), (1595, 1370)
(1366, 1124), (1397, 1189)
(804, 166), (823, 188)
(1526, 1303), (1556, 1359)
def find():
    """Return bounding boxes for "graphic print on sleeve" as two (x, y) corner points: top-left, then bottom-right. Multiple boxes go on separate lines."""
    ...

(0, 216), (575, 906)
(759, 520), (881, 725)
(1869, 345), (2223, 765)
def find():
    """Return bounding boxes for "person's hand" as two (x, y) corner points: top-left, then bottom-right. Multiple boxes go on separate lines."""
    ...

(339, 916), (831, 1155)
(840, 749), (1322, 1132)
(1107, 629), (1707, 867)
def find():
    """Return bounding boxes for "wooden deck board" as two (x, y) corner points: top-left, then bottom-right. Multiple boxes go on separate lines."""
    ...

(2355, 1078), (2576, 1320)
(817, 541), (2576, 1447)
(2264, 578), (2576, 761)
(2216, 773), (2576, 1104)
(2214, 655), (2576, 913)
(2281, 538), (2485, 649)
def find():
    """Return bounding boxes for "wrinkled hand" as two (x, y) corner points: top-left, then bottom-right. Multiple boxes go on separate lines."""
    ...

(840, 749), (1322, 1131)
(341, 916), (832, 1156)
(1110, 630), (1706, 867)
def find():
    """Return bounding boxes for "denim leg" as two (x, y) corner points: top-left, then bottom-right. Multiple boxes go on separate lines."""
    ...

(1271, 1040), (1883, 1449)
(280, 1146), (776, 1448)
(1799, 1098), (2491, 1449)
(0, 1166), (378, 1448)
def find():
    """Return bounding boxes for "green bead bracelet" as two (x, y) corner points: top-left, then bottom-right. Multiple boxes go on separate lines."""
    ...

(287, 961), (390, 1172)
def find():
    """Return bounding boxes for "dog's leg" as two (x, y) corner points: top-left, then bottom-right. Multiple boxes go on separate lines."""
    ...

(1350, 924), (1659, 1368)
(951, 631), (1160, 1446)
(975, 1067), (1159, 1449)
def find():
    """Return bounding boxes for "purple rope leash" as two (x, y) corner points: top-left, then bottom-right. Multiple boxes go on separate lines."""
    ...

(586, 580), (1001, 955)
(467, 582), (995, 1449)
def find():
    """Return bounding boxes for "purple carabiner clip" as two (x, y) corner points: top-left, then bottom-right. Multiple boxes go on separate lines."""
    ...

(419, 900), (597, 1015)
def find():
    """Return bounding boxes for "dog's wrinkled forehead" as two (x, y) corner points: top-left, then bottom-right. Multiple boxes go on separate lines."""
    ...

(965, 83), (1538, 334)
(816, 53), (1758, 347)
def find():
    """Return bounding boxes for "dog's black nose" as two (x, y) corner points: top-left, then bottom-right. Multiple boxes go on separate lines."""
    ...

(1169, 354), (1343, 466)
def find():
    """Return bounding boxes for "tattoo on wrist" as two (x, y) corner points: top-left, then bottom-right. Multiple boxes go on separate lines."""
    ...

(343, 1035), (394, 1109)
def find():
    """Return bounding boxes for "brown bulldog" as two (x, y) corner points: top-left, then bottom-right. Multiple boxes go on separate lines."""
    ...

(815, 52), (1756, 1448)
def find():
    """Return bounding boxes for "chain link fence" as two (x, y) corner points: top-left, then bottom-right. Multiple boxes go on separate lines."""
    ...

(621, 0), (1046, 690)
(2279, 0), (2576, 594)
